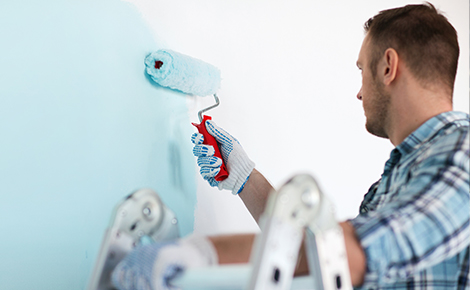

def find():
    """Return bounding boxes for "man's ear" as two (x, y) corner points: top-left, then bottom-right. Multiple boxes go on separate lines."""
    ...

(380, 48), (399, 86)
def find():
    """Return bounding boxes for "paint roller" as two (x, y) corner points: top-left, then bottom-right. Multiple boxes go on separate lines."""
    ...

(144, 50), (228, 181)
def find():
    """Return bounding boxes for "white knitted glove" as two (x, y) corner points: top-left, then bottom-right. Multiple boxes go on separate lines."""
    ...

(111, 235), (218, 290)
(192, 119), (255, 195)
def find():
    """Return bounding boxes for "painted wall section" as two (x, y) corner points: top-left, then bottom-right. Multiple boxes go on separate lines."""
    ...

(0, 1), (197, 289)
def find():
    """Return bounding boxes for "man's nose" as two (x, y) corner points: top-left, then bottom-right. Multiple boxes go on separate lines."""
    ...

(357, 88), (363, 100)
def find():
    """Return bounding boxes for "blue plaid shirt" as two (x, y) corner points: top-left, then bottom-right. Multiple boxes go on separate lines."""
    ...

(350, 111), (470, 289)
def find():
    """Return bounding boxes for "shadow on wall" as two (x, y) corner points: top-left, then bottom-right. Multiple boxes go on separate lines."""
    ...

(0, 0), (197, 289)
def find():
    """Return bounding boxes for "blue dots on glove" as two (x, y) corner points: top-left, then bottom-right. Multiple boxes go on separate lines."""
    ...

(191, 120), (255, 195)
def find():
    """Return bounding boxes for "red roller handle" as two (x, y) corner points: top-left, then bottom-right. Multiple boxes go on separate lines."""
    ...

(192, 115), (229, 181)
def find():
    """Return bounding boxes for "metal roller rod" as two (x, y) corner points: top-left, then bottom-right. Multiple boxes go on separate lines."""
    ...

(198, 94), (220, 122)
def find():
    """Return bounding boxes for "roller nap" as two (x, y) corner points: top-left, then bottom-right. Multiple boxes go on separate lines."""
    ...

(145, 50), (221, 96)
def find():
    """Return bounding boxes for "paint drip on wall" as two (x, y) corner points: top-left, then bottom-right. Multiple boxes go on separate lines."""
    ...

(0, 1), (197, 289)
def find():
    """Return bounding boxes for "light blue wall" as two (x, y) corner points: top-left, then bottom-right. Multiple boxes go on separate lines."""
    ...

(0, 1), (197, 289)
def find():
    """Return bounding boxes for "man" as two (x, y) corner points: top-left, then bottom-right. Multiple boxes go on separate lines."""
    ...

(112, 3), (469, 289)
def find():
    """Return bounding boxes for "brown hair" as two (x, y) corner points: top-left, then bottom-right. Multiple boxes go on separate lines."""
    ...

(364, 2), (459, 94)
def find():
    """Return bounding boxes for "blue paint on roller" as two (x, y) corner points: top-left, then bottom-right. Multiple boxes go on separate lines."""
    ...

(145, 50), (221, 96)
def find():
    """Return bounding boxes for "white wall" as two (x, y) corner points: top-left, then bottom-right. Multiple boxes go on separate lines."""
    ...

(127, 0), (469, 235)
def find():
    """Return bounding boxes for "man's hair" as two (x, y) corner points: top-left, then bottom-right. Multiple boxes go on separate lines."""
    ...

(364, 2), (459, 94)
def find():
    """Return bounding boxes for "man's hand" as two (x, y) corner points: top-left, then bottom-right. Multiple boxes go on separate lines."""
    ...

(112, 235), (218, 290)
(192, 119), (255, 195)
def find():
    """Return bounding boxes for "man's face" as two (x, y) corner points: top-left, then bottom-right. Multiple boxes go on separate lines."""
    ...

(356, 35), (390, 139)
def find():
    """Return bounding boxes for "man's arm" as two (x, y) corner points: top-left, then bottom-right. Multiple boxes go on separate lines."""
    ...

(235, 171), (367, 285)
(238, 168), (274, 223)
(208, 222), (366, 286)
(340, 221), (367, 286)
(193, 122), (367, 285)
(208, 234), (255, 264)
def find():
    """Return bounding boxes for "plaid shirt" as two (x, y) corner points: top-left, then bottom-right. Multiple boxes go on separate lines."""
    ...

(350, 111), (470, 290)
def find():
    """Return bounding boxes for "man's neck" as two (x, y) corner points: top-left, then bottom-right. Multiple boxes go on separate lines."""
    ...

(387, 82), (453, 146)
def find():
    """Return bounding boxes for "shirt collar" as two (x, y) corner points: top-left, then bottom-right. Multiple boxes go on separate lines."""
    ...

(395, 111), (470, 156)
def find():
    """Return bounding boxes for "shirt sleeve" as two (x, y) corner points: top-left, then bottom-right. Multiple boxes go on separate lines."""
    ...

(350, 129), (470, 288)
